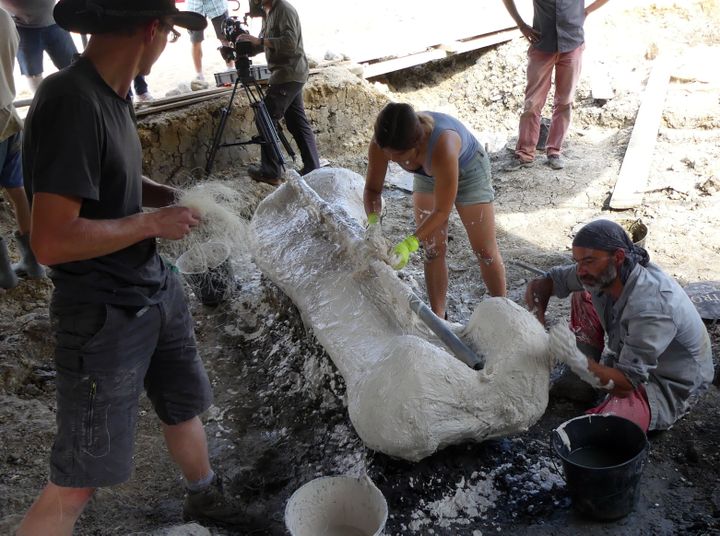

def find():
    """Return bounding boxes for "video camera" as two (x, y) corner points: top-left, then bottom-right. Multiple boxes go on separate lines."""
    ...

(218, 16), (254, 81)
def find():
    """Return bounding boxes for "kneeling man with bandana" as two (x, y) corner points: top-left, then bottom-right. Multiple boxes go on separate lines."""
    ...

(525, 219), (714, 432)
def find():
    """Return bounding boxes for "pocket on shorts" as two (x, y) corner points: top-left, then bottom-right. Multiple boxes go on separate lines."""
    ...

(64, 369), (138, 459)
(54, 370), (112, 459)
(53, 303), (113, 356)
(81, 376), (109, 457)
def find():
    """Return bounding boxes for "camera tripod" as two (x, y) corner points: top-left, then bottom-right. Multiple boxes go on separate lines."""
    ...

(205, 69), (296, 176)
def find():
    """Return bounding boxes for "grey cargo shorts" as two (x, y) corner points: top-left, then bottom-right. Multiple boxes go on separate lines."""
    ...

(49, 273), (213, 488)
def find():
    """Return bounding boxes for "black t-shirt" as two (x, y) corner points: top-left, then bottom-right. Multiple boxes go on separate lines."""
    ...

(23, 57), (167, 306)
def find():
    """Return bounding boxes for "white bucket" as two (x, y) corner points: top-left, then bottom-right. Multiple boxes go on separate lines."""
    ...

(285, 475), (388, 536)
(175, 241), (233, 306)
(176, 241), (230, 274)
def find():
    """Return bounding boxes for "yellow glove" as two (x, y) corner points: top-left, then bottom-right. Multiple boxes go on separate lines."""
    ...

(391, 235), (419, 270)
(367, 212), (380, 226)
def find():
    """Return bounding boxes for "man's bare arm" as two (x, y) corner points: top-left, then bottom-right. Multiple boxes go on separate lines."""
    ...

(142, 176), (178, 208)
(30, 192), (200, 265)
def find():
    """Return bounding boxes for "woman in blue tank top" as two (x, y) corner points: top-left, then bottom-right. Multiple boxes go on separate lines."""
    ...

(365, 102), (506, 318)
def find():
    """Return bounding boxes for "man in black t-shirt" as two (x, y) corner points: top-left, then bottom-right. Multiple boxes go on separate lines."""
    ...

(17, 1), (257, 534)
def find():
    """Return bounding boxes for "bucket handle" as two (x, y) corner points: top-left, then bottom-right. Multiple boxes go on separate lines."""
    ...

(545, 434), (567, 484)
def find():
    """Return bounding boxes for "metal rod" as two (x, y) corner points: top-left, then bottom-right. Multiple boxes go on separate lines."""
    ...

(508, 259), (547, 277)
(407, 293), (485, 371)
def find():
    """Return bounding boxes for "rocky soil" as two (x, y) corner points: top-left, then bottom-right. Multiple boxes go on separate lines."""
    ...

(1, 1), (719, 535)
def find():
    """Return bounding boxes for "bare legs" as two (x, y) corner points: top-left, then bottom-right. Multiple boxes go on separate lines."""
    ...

(16, 485), (94, 536)
(18, 417), (212, 536)
(413, 194), (449, 316)
(191, 41), (203, 77)
(413, 193), (506, 317)
(456, 201), (506, 297)
(162, 416), (212, 483)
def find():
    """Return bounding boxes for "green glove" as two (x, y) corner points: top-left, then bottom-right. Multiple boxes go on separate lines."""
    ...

(367, 212), (380, 226)
(391, 235), (419, 270)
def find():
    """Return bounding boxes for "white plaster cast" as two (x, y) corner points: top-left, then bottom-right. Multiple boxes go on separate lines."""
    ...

(549, 323), (614, 391)
(250, 168), (553, 461)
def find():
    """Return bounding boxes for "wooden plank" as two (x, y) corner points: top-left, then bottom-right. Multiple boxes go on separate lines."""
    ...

(360, 49), (448, 79)
(439, 28), (520, 55)
(359, 28), (519, 79)
(135, 92), (231, 117)
(609, 56), (672, 210)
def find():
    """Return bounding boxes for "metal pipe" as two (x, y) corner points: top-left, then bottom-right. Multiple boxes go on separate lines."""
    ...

(407, 293), (485, 371)
(508, 259), (547, 277)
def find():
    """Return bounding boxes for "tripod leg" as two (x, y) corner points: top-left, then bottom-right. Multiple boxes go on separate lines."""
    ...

(205, 79), (241, 175)
(253, 101), (285, 169)
(205, 108), (230, 175)
(275, 123), (297, 163)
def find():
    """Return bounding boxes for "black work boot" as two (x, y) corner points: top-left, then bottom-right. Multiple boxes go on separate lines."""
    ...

(182, 474), (258, 529)
(0, 236), (19, 289)
(12, 231), (45, 279)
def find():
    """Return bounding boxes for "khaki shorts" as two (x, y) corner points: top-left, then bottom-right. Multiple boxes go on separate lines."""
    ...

(413, 149), (494, 205)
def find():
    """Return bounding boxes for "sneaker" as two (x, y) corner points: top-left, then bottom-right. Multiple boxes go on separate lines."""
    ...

(248, 164), (283, 186)
(190, 76), (210, 91)
(547, 154), (565, 170)
(136, 91), (154, 103)
(182, 475), (256, 528)
(503, 155), (534, 172)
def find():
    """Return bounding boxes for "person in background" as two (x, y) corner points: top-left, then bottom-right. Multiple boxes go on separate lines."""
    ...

(525, 219), (714, 432)
(0, 0), (78, 93)
(364, 102), (506, 320)
(17, 0), (258, 533)
(131, 74), (154, 102)
(501, 0), (610, 171)
(186, 0), (233, 89)
(237, 0), (320, 185)
(0, 6), (44, 290)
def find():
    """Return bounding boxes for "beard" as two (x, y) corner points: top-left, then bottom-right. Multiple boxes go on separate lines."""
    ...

(581, 262), (618, 293)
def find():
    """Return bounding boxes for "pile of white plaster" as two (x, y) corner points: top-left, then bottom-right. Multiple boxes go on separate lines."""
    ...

(404, 454), (564, 533)
(249, 168), (555, 462)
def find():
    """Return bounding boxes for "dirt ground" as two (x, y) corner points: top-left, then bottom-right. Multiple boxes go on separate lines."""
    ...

(2, 1), (720, 535)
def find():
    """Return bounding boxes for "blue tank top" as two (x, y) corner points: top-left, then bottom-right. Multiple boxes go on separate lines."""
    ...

(415, 112), (481, 177)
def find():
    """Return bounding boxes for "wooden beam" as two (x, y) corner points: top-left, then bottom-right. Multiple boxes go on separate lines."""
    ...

(609, 56), (672, 210)
(439, 28), (520, 55)
(135, 89), (232, 117)
(360, 28), (519, 80)
(360, 49), (448, 79)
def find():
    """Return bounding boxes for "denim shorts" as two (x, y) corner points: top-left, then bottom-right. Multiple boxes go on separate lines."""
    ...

(49, 274), (213, 488)
(413, 149), (494, 205)
(16, 25), (77, 76)
(0, 132), (23, 189)
(189, 12), (228, 43)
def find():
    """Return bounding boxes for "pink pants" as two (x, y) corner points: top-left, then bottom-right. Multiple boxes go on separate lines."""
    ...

(571, 291), (651, 433)
(515, 44), (585, 162)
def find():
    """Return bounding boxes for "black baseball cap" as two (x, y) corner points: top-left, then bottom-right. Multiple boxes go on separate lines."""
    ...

(55, 0), (207, 34)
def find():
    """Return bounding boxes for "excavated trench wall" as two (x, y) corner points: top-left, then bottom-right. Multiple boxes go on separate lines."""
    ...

(137, 67), (387, 183)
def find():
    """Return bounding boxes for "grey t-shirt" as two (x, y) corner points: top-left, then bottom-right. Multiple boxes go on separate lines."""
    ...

(0, 0), (56, 28)
(548, 262), (715, 430)
(532, 0), (585, 53)
(23, 57), (167, 307)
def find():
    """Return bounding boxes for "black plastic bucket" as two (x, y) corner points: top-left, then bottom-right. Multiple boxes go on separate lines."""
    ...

(176, 242), (233, 306)
(551, 414), (648, 520)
